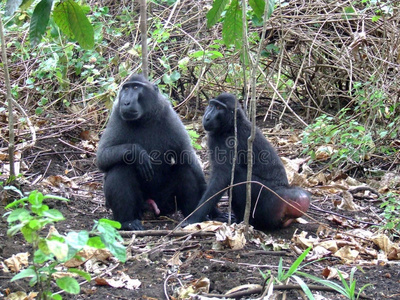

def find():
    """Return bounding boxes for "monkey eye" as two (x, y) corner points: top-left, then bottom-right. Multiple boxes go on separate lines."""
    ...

(215, 105), (221, 110)
(133, 85), (138, 89)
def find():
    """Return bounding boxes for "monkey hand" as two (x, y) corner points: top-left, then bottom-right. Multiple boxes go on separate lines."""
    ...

(132, 144), (154, 181)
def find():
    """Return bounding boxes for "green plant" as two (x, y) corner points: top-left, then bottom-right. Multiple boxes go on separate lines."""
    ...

(302, 110), (375, 168)
(259, 247), (314, 299)
(206, 0), (275, 49)
(303, 77), (399, 169)
(4, 190), (126, 300)
(379, 192), (400, 231)
(5, 0), (94, 49)
(297, 267), (372, 300)
(187, 129), (202, 150)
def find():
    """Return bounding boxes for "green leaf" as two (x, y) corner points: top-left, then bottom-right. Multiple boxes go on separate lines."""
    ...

(206, 0), (230, 28)
(297, 271), (348, 297)
(28, 190), (44, 207)
(222, 0), (242, 49)
(249, 0), (265, 19)
(20, 0), (36, 10)
(7, 223), (25, 236)
(56, 276), (80, 294)
(68, 268), (91, 282)
(5, 197), (28, 209)
(208, 51), (223, 59)
(5, 0), (23, 16)
(98, 218), (121, 229)
(190, 50), (206, 58)
(43, 209), (65, 222)
(266, 0), (275, 19)
(355, 126), (365, 131)
(170, 71), (181, 82)
(292, 275), (314, 300)
(286, 247), (311, 277)
(65, 231), (89, 249)
(372, 15), (380, 22)
(51, 294), (63, 300)
(343, 6), (357, 20)
(34, 248), (53, 263)
(106, 242), (127, 263)
(11, 266), (37, 282)
(29, 0), (53, 47)
(163, 74), (172, 84)
(53, 0), (94, 49)
(35, 107), (44, 115)
(43, 194), (69, 202)
(7, 208), (30, 223)
(357, 283), (373, 299)
(28, 219), (41, 230)
(3, 185), (24, 197)
(47, 240), (69, 261)
(21, 225), (36, 243)
(95, 221), (126, 262)
(87, 236), (105, 248)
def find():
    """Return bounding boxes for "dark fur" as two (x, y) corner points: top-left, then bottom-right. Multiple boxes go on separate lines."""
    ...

(97, 74), (207, 230)
(186, 93), (310, 230)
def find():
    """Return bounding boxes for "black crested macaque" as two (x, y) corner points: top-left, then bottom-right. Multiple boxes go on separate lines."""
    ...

(186, 93), (311, 230)
(97, 74), (209, 230)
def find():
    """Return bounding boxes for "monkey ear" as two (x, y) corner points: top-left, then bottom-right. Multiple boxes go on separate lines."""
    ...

(153, 84), (159, 92)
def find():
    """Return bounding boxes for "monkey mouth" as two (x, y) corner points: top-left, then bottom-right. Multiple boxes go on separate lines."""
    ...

(121, 110), (141, 121)
(203, 124), (215, 132)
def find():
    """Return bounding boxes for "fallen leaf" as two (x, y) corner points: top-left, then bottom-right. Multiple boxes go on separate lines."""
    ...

(338, 191), (360, 211)
(291, 230), (318, 249)
(192, 277), (210, 293)
(167, 251), (182, 267)
(319, 240), (338, 252)
(95, 272), (141, 290)
(215, 223), (246, 250)
(5, 291), (38, 300)
(4, 253), (29, 273)
(315, 145), (335, 161)
(45, 175), (79, 189)
(333, 245), (359, 262)
(371, 234), (400, 260)
(64, 247), (112, 268)
(321, 267), (349, 280)
(183, 221), (223, 232)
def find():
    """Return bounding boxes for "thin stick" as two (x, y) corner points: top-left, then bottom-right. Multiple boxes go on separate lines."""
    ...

(139, 0), (148, 77)
(0, 12), (15, 178)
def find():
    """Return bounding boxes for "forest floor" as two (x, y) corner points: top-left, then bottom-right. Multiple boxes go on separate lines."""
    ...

(0, 117), (399, 300)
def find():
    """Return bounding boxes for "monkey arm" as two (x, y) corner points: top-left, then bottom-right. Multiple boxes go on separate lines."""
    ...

(186, 168), (231, 224)
(96, 143), (132, 171)
(96, 143), (154, 181)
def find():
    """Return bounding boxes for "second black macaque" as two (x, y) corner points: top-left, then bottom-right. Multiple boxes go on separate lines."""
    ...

(186, 93), (310, 230)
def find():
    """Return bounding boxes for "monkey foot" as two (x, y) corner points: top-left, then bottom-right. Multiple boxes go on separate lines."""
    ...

(120, 219), (144, 231)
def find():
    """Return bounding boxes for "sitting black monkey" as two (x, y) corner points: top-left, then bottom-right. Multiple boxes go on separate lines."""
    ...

(97, 74), (210, 230)
(186, 93), (311, 230)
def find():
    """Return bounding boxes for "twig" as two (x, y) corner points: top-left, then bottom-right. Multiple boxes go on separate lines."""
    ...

(310, 204), (379, 226)
(118, 229), (215, 238)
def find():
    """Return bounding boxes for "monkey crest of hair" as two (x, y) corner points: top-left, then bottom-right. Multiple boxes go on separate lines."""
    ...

(96, 74), (221, 230)
(186, 93), (311, 230)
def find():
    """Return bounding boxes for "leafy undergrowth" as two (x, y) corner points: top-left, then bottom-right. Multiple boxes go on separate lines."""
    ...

(0, 124), (399, 300)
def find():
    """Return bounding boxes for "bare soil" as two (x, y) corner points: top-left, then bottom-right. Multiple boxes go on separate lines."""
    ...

(0, 125), (399, 300)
